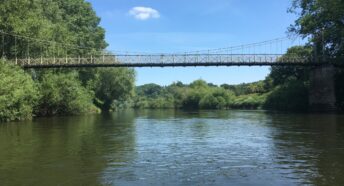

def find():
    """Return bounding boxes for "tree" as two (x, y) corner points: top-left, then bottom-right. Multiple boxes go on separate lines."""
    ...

(136, 84), (164, 98)
(0, 0), (107, 59)
(56, 0), (107, 55)
(0, 61), (39, 121)
(289, 0), (344, 57)
(182, 80), (209, 109)
(181, 89), (204, 109)
(190, 79), (208, 89)
(199, 88), (234, 109)
(264, 80), (309, 111)
(92, 68), (135, 112)
(264, 46), (312, 111)
(289, 0), (344, 110)
(35, 71), (96, 116)
(270, 46), (312, 85)
(199, 95), (219, 109)
(0, 0), (59, 58)
(0, 0), (138, 120)
(172, 81), (185, 87)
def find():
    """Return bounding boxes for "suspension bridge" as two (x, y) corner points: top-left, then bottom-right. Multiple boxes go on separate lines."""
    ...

(0, 30), (342, 111)
(0, 30), (341, 68)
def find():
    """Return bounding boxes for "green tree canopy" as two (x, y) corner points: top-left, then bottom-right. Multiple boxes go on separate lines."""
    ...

(35, 71), (96, 116)
(270, 46), (312, 85)
(289, 0), (344, 57)
(0, 61), (39, 121)
(0, 0), (137, 121)
(0, 0), (107, 58)
(136, 84), (164, 98)
(92, 68), (136, 112)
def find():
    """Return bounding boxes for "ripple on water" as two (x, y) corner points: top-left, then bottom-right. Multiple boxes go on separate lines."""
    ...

(1, 110), (344, 186)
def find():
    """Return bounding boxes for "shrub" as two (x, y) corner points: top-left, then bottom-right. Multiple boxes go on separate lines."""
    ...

(0, 61), (39, 121)
(35, 72), (97, 116)
(263, 81), (309, 111)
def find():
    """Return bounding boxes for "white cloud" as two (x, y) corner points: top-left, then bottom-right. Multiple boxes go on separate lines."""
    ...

(129, 7), (160, 20)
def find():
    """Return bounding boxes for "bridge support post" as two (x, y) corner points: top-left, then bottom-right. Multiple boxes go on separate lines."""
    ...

(309, 65), (336, 112)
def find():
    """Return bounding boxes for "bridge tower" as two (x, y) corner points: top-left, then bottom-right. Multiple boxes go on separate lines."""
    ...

(309, 34), (336, 112)
(309, 65), (336, 112)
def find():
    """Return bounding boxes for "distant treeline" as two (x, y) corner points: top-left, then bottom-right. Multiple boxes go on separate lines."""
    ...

(130, 47), (312, 111)
(132, 80), (268, 110)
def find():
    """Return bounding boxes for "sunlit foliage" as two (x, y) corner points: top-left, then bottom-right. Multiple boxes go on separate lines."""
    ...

(0, 61), (39, 121)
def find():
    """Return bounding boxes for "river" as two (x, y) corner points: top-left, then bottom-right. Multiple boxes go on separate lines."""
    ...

(0, 110), (344, 185)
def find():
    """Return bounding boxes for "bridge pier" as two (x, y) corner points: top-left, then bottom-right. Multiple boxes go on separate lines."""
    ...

(309, 65), (337, 112)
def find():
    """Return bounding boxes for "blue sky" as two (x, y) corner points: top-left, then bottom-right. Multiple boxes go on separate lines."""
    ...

(87, 0), (298, 85)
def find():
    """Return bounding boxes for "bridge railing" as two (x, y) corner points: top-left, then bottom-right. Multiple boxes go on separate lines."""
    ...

(114, 54), (287, 64)
(11, 54), (312, 67)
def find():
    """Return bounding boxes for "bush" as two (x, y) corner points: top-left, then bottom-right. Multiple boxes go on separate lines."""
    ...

(182, 90), (204, 109)
(263, 81), (309, 111)
(229, 94), (267, 109)
(0, 61), (39, 121)
(199, 89), (234, 109)
(92, 68), (135, 112)
(35, 72), (97, 116)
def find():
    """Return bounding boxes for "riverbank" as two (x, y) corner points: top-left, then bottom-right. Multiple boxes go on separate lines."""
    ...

(0, 61), (135, 122)
(132, 78), (309, 112)
(1, 59), (341, 123)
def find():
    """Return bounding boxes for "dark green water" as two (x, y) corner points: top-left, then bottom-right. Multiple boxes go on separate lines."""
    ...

(1, 110), (344, 186)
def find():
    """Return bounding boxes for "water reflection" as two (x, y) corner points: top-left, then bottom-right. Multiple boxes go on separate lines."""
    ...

(0, 110), (344, 185)
(268, 113), (344, 185)
(0, 111), (136, 186)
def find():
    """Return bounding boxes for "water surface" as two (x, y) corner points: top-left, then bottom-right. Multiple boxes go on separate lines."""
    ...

(1, 110), (344, 185)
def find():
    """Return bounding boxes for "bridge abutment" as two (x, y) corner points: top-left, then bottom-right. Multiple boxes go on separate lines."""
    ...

(309, 65), (337, 112)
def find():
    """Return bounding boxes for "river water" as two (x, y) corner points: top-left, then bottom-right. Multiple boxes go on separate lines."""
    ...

(0, 110), (344, 186)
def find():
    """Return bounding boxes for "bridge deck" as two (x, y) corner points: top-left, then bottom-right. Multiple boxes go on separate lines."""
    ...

(4, 54), (342, 68)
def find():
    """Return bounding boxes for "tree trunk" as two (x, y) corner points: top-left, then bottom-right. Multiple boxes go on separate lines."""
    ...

(101, 101), (112, 113)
